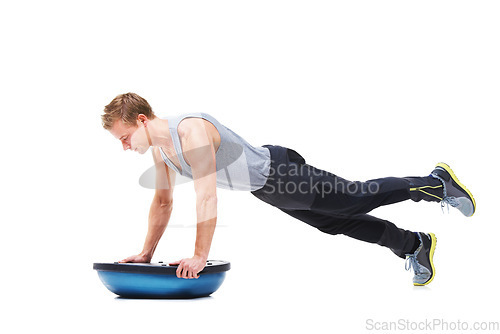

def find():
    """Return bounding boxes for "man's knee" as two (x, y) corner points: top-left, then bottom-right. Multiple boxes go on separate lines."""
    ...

(315, 224), (343, 236)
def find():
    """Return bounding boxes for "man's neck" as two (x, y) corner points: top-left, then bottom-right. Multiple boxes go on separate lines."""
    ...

(148, 118), (173, 148)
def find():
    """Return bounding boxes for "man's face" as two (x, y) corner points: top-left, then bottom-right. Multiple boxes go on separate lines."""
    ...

(109, 119), (149, 154)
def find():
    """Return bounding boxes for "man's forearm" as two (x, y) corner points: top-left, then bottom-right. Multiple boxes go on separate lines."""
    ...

(194, 196), (217, 260)
(141, 200), (173, 259)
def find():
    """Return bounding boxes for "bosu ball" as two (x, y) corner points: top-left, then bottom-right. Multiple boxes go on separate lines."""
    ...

(93, 260), (230, 298)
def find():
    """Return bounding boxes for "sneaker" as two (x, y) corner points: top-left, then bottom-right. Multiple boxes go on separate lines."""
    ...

(431, 163), (476, 217)
(405, 232), (437, 286)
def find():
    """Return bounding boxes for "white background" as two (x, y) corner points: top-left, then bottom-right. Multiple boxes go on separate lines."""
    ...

(1, 1), (499, 333)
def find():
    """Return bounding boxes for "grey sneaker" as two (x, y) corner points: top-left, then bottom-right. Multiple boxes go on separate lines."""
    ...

(405, 232), (437, 286)
(431, 163), (476, 217)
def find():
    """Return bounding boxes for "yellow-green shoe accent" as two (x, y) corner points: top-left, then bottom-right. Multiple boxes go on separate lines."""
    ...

(409, 185), (444, 201)
(432, 163), (476, 217)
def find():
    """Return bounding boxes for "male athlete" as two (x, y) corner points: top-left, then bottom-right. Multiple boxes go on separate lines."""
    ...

(101, 92), (475, 285)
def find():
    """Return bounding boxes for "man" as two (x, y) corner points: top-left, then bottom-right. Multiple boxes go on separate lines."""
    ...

(101, 92), (476, 285)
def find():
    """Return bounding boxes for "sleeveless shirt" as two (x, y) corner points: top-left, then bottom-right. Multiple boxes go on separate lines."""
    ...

(159, 113), (271, 191)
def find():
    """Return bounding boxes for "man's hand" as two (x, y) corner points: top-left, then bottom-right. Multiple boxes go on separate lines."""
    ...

(169, 255), (206, 279)
(119, 253), (152, 263)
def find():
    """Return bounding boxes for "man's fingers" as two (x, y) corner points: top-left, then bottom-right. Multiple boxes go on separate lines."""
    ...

(171, 258), (202, 279)
(172, 259), (183, 278)
(176, 264), (182, 278)
(176, 261), (188, 279)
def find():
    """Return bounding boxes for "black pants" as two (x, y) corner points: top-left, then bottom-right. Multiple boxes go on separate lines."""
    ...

(251, 145), (442, 258)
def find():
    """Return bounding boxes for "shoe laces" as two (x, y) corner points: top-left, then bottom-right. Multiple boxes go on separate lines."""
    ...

(432, 173), (459, 213)
(440, 196), (460, 213)
(405, 254), (421, 274)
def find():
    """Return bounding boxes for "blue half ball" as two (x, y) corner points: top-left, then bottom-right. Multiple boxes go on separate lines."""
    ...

(93, 260), (230, 299)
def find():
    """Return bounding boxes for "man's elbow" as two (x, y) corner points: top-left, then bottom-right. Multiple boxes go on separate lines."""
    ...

(155, 196), (173, 210)
(160, 200), (174, 210)
(196, 193), (217, 206)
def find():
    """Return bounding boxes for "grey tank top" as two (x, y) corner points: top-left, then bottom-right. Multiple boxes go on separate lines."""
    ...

(159, 113), (271, 191)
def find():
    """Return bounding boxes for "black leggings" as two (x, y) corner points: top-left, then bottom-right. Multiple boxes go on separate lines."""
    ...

(251, 145), (442, 258)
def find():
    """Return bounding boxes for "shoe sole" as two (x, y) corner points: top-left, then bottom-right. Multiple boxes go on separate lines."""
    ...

(413, 233), (437, 286)
(436, 162), (476, 217)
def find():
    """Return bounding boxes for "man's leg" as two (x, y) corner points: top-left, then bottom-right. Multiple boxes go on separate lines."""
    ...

(251, 145), (439, 254)
(278, 208), (420, 258)
(256, 145), (443, 215)
(297, 163), (444, 216)
(252, 145), (441, 285)
(276, 207), (437, 285)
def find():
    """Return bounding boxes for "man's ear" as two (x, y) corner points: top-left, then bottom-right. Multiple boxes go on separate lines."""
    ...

(137, 114), (148, 126)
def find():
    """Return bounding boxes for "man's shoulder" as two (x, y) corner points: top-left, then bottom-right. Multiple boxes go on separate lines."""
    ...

(178, 114), (217, 135)
(177, 117), (201, 136)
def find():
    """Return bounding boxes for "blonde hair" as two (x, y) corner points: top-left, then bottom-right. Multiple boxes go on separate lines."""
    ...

(101, 92), (156, 130)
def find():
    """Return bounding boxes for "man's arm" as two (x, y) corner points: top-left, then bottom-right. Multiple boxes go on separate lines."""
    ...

(120, 147), (176, 263)
(169, 119), (217, 278)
